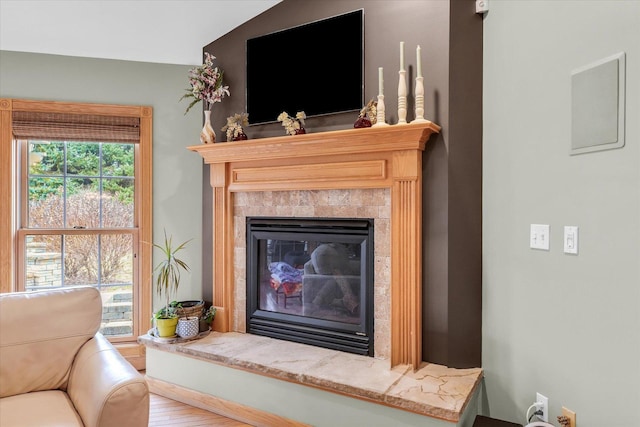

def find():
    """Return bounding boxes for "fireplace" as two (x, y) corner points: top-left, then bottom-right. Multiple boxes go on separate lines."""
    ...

(188, 122), (440, 368)
(246, 217), (374, 356)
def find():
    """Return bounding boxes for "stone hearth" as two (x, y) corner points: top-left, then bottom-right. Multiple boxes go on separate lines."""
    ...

(139, 331), (482, 423)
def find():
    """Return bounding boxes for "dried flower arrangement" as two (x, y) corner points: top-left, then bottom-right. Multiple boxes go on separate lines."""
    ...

(222, 112), (249, 141)
(180, 52), (230, 114)
(277, 111), (307, 135)
(354, 99), (378, 128)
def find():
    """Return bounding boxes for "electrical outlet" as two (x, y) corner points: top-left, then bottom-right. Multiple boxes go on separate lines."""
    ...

(536, 392), (549, 422)
(562, 407), (576, 427)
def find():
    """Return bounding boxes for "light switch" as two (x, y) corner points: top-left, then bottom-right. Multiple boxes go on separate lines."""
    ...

(564, 226), (579, 254)
(530, 224), (550, 250)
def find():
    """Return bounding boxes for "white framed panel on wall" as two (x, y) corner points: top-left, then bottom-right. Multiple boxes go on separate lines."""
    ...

(570, 52), (626, 155)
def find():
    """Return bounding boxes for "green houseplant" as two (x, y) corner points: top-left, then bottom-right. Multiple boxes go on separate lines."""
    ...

(153, 230), (192, 337)
(199, 305), (217, 332)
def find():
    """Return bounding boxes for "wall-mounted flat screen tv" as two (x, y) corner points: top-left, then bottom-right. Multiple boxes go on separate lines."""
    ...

(246, 9), (364, 125)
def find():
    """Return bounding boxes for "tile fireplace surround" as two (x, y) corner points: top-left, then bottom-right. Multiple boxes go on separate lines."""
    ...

(164, 123), (484, 423)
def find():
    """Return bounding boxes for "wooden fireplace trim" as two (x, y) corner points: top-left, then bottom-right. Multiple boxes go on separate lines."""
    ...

(188, 121), (440, 369)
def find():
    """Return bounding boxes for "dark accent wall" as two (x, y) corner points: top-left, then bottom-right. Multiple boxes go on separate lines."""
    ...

(442, 0), (483, 368)
(201, 0), (482, 368)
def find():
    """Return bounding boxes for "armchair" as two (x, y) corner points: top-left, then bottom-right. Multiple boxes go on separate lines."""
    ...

(0, 286), (149, 427)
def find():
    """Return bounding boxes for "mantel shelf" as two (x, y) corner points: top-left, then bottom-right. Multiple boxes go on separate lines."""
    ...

(187, 121), (441, 164)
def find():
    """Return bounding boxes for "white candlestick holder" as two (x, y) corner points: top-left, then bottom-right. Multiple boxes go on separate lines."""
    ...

(397, 69), (408, 125)
(411, 76), (428, 123)
(372, 94), (389, 127)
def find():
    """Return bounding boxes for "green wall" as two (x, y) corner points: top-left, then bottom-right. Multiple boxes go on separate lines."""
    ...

(0, 50), (204, 309)
(482, 1), (640, 425)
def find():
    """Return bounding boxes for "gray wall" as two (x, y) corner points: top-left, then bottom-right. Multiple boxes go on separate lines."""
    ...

(482, 1), (640, 425)
(0, 50), (204, 309)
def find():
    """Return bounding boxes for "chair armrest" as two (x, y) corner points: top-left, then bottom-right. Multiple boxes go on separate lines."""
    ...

(67, 334), (149, 427)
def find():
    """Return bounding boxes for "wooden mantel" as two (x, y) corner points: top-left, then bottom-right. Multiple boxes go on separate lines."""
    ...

(188, 121), (440, 369)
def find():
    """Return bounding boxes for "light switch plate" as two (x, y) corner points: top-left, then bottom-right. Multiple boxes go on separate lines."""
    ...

(564, 226), (579, 254)
(530, 224), (550, 250)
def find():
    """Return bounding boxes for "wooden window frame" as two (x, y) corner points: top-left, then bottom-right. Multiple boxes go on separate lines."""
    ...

(0, 99), (152, 368)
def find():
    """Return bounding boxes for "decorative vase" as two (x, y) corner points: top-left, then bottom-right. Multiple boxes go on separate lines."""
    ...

(294, 127), (306, 135)
(176, 316), (200, 338)
(200, 110), (216, 144)
(354, 117), (372, 128)
(233, 131), (248, 141)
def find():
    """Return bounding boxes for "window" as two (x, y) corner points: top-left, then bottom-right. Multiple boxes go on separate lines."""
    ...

(0, 99), (152, 367)
(20, 141), (136, 335)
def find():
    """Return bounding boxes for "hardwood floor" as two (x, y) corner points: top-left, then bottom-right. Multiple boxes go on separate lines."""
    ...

(149, 393), (252, 427)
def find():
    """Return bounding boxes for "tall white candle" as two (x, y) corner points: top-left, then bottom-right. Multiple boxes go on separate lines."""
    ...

(400, 41), (405, 71)
(378, 67), (384, 95)
(417, 45), (422, 78)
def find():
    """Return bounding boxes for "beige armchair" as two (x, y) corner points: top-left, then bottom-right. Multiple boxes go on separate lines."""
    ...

(0, 286), (149, 427)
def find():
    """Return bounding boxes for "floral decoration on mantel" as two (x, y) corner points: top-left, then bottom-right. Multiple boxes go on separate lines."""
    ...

(222, 113), (249, 141)
(277, 111), (306, 135)
(180, 52), (230, 114)
(354, 99), (378, 128)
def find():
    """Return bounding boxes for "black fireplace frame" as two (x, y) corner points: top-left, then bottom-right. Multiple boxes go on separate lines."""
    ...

(246, 217), (374, 356)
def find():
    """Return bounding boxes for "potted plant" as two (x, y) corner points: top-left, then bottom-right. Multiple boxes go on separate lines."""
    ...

(199, 305), (217, 332)
(153, 304), (177, 337)
(153, 230), (192, 337)
(221, 112), (249, 141)
(173, 300), (205, 318)
(277, 111), (306, 135)
(354, 99), (377, 128)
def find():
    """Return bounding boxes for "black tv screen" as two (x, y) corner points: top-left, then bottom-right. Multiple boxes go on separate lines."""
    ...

(246, 10), (364, 125)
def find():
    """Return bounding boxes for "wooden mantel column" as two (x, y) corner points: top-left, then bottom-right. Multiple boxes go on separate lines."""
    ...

(391, 148), (424, 368)
(188, 122), (440, 369)
(208, 163), (234, 332)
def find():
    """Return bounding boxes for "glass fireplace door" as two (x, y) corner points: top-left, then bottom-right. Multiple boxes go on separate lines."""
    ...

(247, 218), (374, 356)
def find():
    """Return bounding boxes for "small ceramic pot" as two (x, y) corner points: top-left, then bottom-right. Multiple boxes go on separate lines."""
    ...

(176, 317), (199, 338)
(155, 317), (178, 338)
